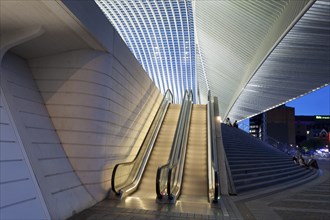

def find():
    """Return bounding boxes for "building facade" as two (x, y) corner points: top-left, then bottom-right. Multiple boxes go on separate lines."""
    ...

(295, 115), (330, 146)
(250, 105), (296, 146)
(250, 107), (330, 148)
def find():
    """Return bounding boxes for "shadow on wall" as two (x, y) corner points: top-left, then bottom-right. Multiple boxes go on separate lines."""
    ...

(1, 51), (98, 219)
(27, 49), (161, 198)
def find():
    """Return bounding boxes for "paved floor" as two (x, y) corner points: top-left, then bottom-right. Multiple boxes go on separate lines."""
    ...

(69, 159), (330, 220)
(232, 158), (330, 220)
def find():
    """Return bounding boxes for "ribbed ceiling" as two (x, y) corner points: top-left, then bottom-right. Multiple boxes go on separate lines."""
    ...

(228, 0), (330, 121)
(96, 0), (195, 103)
(194, 0), (315, 119)
(96, 0), (329, 120)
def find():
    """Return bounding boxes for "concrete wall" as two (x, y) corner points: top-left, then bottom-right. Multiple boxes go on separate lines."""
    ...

(1, 46), (162, 218)
(0, 88), (50, 220)
(1, 48), (161, 219)
(29, 48), (162, 201)
(1, 52), (95, 219)
(0, 1), (162, 218)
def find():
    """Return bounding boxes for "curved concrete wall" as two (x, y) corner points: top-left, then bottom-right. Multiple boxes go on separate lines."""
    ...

(1, 1), (162, 218)
(29, 49), (162, 201)
(1, 52), (95, 219)
(1, 48), (162, 219)
(0, 89), (50, 220)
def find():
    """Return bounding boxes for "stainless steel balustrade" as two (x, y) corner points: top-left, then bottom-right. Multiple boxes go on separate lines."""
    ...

(156, 90), (220, 203)
(156, 90), (193, 201)
(207, 91), (220, 202)
(111, 90), (173, 198)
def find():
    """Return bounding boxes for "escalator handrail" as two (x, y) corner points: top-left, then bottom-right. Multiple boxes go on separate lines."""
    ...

(168, 90), (190, 166)
(156, 90), (190, 198)
(167, 92), (192, 199)
(159, 90), (190, 168)
(111, 89), (173, 195)
(207, 90), (220, 202)
(156, 90), (193, 200)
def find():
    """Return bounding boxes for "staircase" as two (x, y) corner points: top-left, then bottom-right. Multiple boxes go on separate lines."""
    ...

(221, 124), (318, 194)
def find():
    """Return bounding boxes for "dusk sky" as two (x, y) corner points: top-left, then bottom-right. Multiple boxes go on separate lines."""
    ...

(239, 85), (330, 129)
(286, 85), (330, 116)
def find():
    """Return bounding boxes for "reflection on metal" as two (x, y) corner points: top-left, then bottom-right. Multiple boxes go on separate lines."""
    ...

(207, 91), (221, 201)
(111, 90), (173, 198)
(156, 90), (193, 202)
(124, 197), (147, 210)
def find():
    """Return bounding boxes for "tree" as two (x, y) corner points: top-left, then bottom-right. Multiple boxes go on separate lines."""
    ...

(299, 138), (326, 150)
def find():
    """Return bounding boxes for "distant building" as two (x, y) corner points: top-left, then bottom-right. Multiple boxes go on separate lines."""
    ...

(295, 115), (330, 145)
(249, 114), (263, 139)
(250, 105), (296, 146)
(250, 108), (330, 147)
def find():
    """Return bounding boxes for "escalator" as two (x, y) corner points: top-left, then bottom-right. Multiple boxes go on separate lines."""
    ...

(112, 90), (219, 204)
(179, 105), (208, 202)
(132, 104), (180, 198)
(111, 90), (181, 199)
(156, 91), (219, 203)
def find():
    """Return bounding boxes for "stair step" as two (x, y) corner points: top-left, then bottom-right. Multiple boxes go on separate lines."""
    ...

(232, 165), (303, 180)
(228, 158), (292, 166)
(235, 169), (317, 193)
(233, 166), (313, 187)
(221, 124), (318, 194)
(231, 163), (298, 174)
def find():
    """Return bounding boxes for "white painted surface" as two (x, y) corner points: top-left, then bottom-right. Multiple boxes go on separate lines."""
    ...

(0, 0), (162, 218)
(1, 53), (95, 219)
(0, 89), (50, 220)
(29, 48), (162, 202)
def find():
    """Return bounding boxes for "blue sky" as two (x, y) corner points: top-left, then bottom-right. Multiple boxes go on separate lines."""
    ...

(239, 85), (329, 130)
(286, 85), (330, 116)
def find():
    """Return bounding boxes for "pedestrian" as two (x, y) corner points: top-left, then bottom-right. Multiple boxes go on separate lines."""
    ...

(225, 117), (232, 126)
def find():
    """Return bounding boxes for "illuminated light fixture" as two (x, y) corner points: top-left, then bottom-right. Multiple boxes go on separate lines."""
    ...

(95, 0), (196, 103)
(316, 116), (330, 120)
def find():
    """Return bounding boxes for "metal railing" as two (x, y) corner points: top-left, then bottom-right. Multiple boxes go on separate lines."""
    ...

(156, 90), (193, 201)
(111, 90), (173, 198)
(267, 136), (300, 156)
(207, 91), (220, 202)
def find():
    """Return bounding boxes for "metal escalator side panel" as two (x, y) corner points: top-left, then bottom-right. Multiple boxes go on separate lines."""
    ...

(166, 90), (194, 201)
(180, 105), (208, 202)
(169, 103), (192, 200)
(214, 96), (235, 197)
(156, 91), (188, 199)
(207, 91), (222, 203)
(156, 90), (192, 201)
(111, 90), (172, 198)
(131, 104), (181, 198)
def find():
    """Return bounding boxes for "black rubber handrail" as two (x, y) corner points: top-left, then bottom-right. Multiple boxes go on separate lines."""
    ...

(167, 91), (192, 200)
(208, 90), (220, 202)
(156, 90), (193, 200)
(111, 89), (173, 195)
